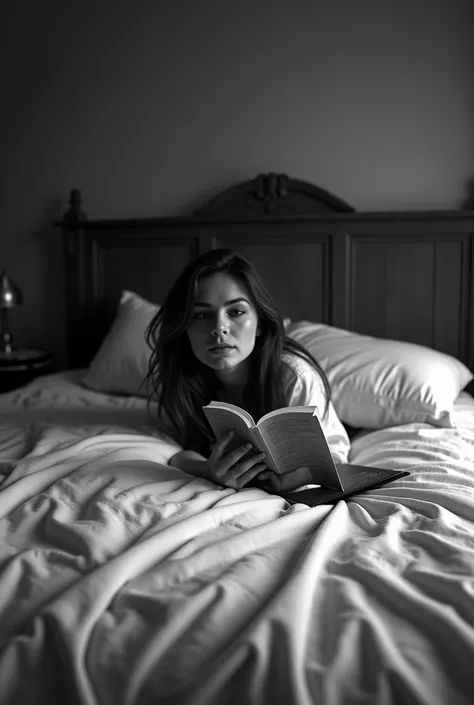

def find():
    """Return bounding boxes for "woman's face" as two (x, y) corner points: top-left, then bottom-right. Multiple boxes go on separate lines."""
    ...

(187, 273), (260, 385)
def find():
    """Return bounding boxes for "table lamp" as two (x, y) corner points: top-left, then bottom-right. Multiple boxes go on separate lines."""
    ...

(0, 271), (23, 354)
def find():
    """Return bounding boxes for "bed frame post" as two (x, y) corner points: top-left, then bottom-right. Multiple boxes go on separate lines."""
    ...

(58, 189), (88, 369)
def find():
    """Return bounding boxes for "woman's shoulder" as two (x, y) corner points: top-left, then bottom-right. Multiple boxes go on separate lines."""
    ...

(281, 352), (319, 382)
(281, 352), (326, 409)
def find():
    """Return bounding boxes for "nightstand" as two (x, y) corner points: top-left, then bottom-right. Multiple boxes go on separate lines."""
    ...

(0, 347), (52, 393)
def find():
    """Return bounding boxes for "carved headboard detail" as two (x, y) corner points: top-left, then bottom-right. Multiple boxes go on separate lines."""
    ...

(194, 173), (355, 217)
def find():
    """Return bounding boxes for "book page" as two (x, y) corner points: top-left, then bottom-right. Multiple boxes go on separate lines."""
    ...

(206, 401), (255, 426)
(202, 405), (268, 456)
(259, 412), (343, 489)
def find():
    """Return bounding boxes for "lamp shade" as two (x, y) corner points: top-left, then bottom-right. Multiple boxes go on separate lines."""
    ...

(0, 271), (23, 308)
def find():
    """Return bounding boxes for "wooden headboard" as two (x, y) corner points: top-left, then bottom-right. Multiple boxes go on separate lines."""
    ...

(56, 173), (474, 387)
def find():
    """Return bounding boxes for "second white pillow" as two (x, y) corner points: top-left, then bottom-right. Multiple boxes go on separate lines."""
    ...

(82, 290), (159, 397)
(286, 320), (473, 429)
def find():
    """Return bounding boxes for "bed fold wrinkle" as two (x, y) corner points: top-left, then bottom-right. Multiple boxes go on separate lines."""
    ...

(0, 387), (474, 704)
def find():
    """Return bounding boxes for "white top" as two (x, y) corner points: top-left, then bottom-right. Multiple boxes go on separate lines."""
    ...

(282, 353), (350, 463)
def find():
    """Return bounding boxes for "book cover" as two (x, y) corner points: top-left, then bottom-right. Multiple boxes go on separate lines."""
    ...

(282, 465), (410, 506)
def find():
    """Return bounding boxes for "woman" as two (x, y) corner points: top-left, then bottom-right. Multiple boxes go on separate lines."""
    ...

(146, 248), (350, 493)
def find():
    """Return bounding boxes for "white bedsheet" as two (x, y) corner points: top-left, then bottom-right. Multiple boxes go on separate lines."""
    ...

(0, 374), (473, 705)
(0, 370), (180, 473)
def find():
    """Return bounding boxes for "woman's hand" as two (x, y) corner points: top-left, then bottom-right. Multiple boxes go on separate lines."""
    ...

(206, 431), (267, 490)
(258, 466), (316, 494)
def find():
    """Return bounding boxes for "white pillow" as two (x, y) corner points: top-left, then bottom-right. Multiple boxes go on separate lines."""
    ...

(285, 320), (473, 429)
(82, 290), (159, 397)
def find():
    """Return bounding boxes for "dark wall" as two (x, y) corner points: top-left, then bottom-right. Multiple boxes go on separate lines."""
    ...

(1, 0), (473, 368)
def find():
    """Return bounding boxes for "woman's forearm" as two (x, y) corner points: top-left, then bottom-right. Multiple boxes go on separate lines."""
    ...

(168, 450), (210, 478)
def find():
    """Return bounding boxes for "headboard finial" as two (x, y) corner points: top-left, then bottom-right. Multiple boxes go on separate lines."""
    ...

(253, 173), (289, 213)
(61, 188), (87, 228)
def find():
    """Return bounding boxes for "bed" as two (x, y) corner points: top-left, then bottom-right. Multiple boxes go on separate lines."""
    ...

(1, 174), (474, 705)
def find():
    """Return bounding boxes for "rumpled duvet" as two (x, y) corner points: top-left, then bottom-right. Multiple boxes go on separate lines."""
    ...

(0, 374), (473, 705)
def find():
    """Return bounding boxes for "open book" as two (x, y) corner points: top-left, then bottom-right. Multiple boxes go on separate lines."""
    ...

(202, 401), (409, 500)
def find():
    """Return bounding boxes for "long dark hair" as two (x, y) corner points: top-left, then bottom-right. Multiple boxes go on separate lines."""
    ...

(145, 248), (331, 455)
